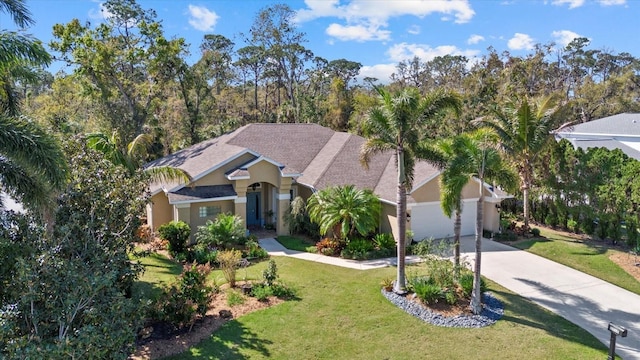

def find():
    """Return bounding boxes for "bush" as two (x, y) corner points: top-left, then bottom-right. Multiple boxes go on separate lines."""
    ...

(262, 259), (279, 286)
(494, 231), (517, 241)
(196, 213), (246, 250)
(251, 284), (273, 301)
(626, 216), (639, 248)
(410, 238), (433, 257)
(271, 283), (297, 299)
(414, 282), (443, 305)
(245, 239), (269, 260)
(316, 237), (344, 256)
(459, 272), (487, 298)
(217, 249), (243, 287)
(188, 243), (218, 265)
(567, 219), (578, 233)
(373, 233), (396, 250)
(530, 228), (541, 237)
(341, 238), (375, 260)
(226, 289), (246, 306)
(154, 263), (214, 330)
(158, 221), (191, 255)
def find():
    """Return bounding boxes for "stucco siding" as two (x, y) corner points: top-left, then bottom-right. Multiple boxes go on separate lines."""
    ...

(189, 200), (235, 232)
(247, 160), (280, 187)
(381, 202), (398, 240)
(150, 192), (172, 231)
(196, 153), (256, 186)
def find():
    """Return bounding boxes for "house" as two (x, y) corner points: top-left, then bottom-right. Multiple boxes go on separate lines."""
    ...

(554, 113), (640, 160)
(145, 123), (509, 240)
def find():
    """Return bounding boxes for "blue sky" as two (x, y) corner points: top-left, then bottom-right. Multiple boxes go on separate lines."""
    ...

(4, 0), (639, 81)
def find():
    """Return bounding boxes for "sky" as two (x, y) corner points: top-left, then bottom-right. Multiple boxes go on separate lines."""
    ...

(2, 0), (639, 82)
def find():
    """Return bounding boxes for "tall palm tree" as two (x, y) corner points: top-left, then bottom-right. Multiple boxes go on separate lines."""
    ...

(476, 96), (558, 228)
(0, 0), (67, 212)
(307, 185), (381, 240)
(360, 86), (461, 293)
(86, 131), (191, 183)
(445, 129), (515, 314)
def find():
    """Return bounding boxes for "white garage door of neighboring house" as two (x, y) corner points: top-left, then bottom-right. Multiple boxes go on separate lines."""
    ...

(410, 200), (477, 241)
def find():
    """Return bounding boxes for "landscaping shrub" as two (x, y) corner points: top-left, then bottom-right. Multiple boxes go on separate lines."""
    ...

(315, 237), (344, 256)
(494, 230), (517, 241)
(373, 233), (396, 250)
(530, 227), (541, 237)
(625, 216), (639, 248)
(217, 249), (243, 287)
(154, 263), (214, 330)
(414, 281), (442, 305)
(285, 196), (319, 237)
(424, 258), (455, 289)
(567, 219), (578, 233)
(188, 243), (218, 265)
(158, 220), (191, 255)
(251, 284), (273, 301)
(410, 238), (433, 257)
(263, 259), (279, 286)
(196, 213), (246, 250)
(226, 289), (246, 306)
(459, 273), (487, 298)
(245, 238), (269, 260)
(341, 238), (375, 260)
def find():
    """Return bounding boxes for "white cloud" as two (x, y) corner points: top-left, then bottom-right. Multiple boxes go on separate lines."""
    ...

(552, 30), (582, 47)
(296, 0), (474, 43)
(407, 25), (421, 35)
(507, 33), (535, 50)
(358, 63), (397, 83)
(187, 5), (219, 32)
(551, 0), (585, 8)
(467, 34), (485, 45)
(387, 42), (480, 63)
(326, 23), (391, 42)
(598, 0), (625, 5)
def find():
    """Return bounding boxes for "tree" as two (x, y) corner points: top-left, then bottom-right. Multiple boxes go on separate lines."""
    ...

(86, 131), (190, 183)
(443, 129), (515, 314)
(477, 96), (558, 228)
(0, 0), (67, 212)
(360, 86), (461, 293)
(50, 0), (188, 144)
(0, 139), (148, 358)
(307, 185), (381, 240)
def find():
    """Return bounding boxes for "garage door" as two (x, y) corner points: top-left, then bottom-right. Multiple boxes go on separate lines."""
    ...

(410, 200), (476, 241)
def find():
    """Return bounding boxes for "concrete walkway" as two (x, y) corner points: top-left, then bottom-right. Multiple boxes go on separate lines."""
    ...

(259, 237), (640, 359)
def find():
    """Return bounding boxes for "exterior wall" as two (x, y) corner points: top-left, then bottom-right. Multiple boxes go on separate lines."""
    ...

(296, 184), (314, 201)
(483, 199), (501, 234)
(410, 179), (440, 203)
(276, 177), (293, 235)
(380, 202), (399, 240)
(189, 200), (234, 231)
(195, 153), (256, 186)
(247, 161), (280, 188)
(149, 192), (173, 231)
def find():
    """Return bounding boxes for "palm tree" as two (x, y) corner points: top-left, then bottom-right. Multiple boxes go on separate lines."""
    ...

(476, 96), (558, 228)
(0, 0), (67, 212)
(445, 129), (515, 314)
(360, 86), (461, 293)
(86, 131), (190, 183)
(307, 185), (381, 240)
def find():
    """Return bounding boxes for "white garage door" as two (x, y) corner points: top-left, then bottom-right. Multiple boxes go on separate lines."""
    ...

(410, 200), (476, 241)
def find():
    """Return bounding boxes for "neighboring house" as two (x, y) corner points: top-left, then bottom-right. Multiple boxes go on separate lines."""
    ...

(145, 123), (509, 240)
(554, 113), (640, 160)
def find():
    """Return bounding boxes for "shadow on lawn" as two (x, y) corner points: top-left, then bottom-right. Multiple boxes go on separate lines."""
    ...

(191, 321), (273, 359)
(491, 288), (609, 353)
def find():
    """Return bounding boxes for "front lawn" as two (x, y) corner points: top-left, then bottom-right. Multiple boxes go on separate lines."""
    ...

(158, 257), (609, 359)
(511, 227), (640, 295)
(276, 235), (317, 252)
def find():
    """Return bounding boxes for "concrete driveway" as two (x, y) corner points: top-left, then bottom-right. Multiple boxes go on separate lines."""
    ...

(460, 237), (640, 359)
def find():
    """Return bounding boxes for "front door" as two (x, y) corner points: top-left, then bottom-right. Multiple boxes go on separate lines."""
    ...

(247, 192), (261, 226)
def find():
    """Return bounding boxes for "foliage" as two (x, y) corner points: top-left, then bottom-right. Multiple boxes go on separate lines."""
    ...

(262, 260), (279, 287)
(0, 115), (68, 212)
(315, 237), (345, 256)
(226, 289), (246, 306)
(372, 233), (396, 250)
(531, 228), (541, 237)
(196, 213), (246, 250)
(0, 139), (148, 359)
(340, 238), (375, 260)
(158, 220), (191, 255)
(307, 184), (381, 240)
(381, 277), (394, 291)
(251, 284), (273, 301)
(246, 238), (269, 260)
(459, 272), (487, 298)
(153, 263), (214, 330)
(413, 280), (443, 305)
(284, 196), (319, 237)
(187, 243), (218, 265)
(217, 249), (243, 287)
(410, 239), (433, 257)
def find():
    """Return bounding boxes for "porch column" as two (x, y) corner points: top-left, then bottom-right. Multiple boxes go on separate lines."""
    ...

(234, 179), (248, 230)
(276, 180), (292, 236)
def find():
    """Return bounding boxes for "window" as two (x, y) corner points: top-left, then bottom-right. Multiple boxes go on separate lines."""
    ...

(199, 205), (221, 218)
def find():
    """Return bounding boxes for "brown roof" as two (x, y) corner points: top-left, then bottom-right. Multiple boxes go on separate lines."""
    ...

(147, 123), (445, 203)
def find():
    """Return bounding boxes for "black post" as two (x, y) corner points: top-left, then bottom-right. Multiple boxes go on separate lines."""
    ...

(607, 322), (628, 360)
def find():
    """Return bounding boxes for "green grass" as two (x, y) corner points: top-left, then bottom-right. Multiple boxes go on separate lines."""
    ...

(276, 235), (317, 253)
(132, 252), (183, 299)
(150, 257), (610, 359)
(512, 228), (640, 295)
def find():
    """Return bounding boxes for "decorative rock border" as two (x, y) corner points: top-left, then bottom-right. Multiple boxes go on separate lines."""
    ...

(382, 289), (504, 328)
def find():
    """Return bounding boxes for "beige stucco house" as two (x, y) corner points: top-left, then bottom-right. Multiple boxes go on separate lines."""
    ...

(145, 123), (509, 240)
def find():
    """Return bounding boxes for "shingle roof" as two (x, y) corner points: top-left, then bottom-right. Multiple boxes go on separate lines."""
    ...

(572, 139), (640, 160)
(167, 185), (237, 204)
(147, 123), (450, 203)
(559, 113), (640, 137)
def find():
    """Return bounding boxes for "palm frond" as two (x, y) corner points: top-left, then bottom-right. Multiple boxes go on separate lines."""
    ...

(144, 166), (191, 184)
